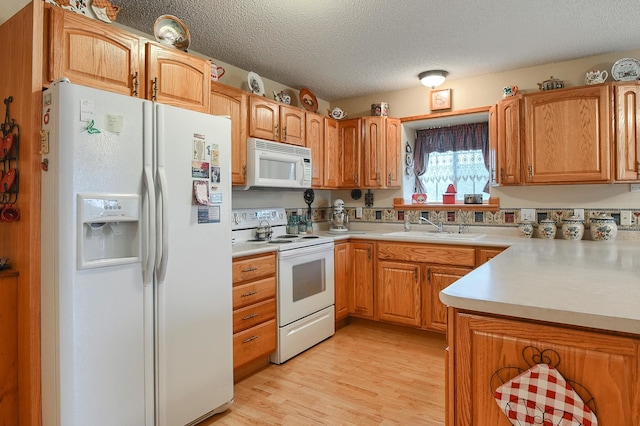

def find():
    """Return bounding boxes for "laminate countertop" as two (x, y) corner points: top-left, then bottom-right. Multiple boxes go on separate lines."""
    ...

(439, 238), (640, 335)
(232, 228), (640, 335)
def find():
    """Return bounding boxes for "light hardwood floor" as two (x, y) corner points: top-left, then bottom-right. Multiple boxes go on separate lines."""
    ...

(203, 319), (447, 426)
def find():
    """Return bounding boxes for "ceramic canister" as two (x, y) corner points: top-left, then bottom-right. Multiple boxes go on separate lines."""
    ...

(590, 213), (618, 241)
(561, 216), (585, 240)
(538, 219), (557, 239)
(518, 221), (533, 238)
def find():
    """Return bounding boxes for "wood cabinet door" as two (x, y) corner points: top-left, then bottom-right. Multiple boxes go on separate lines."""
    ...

(475, 247), (506, 266)
(614, 82), (640, 181)
(488, 103), (498, 186)
(249, 96), (279, 140)
(362, 116), (385, 187)
(334, 242), (350, 321)
(0, 273), (18, 424)
(146, 42), (211, 113)
(306, 112), (324, 187)
(423, 265), (471, 332)
(350, 242), (374, 318)
(45, 6), (143, 97)
(496, 97), (522, 185)
(385, 118), (402, 188)
(338, 118), (362, 187)
(280, 105), (306, 146)
(323, 118), (340, 188)
(210, 82), (248, 186)
(450, 311), (640, 426)
(524, 85), (612, 183)
(376, 260), (421, 327)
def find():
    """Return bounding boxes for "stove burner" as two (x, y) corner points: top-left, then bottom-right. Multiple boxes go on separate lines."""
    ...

(269, 240), (292, 244)
(302, 236), (319, 239)
(246, 239), (269, 242)
(277, 234), (300, 239)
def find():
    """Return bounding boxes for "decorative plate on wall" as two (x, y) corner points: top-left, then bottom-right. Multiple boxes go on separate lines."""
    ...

(154, 15), (191, 51)
(299, 88), (318, 112)
(247, 72), (265, 96)
(611, 58), (640, 81)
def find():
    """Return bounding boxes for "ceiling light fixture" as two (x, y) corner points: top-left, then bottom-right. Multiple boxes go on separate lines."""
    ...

(419, 70), (448, 89)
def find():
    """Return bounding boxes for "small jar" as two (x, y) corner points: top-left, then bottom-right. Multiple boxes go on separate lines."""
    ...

(306, 219), (313, 234)
(538, 219), (557, 239)
(518, 221), (533, 238)
(286, 215), (299, 235)
(298, 220), (307, 234)
(590, 213), (617, 241)
(561, 216), (585, 240)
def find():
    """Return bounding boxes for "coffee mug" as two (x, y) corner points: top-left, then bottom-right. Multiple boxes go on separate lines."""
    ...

(585, 70), (608, 85)
(210, 63), (226, 81)
(502, 85), (518, 98)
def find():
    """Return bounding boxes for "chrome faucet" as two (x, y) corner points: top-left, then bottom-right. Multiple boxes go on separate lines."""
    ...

(419, 216), (444, 232)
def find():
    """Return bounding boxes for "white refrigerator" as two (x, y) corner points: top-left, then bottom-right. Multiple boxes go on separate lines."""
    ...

(40, 80), (233, 426)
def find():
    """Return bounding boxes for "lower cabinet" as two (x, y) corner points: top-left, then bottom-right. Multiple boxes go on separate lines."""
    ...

(350, 242), (375, 318)
(231, 252), (277, 381)
(447, 310), (640, 426)
(377, 242), (475, 332)
(0, 271), (18, 425)
(334, 242), (350, 321)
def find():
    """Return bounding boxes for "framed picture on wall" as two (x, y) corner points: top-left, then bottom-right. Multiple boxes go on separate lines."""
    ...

(430, 88), (451, 111)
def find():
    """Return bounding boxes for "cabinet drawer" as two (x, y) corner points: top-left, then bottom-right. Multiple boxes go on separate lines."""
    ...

(232, 276), (276, 309)
(233, 298), (276, 333)
(377, 242), (475, 267)
(233, 319), (276, 368)
(232, 253), (276, 284)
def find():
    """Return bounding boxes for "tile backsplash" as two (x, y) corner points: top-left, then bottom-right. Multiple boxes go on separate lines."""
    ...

(287, 207), (640, 231)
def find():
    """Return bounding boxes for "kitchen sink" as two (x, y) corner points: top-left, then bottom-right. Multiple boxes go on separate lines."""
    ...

(383, 231), (486, 241)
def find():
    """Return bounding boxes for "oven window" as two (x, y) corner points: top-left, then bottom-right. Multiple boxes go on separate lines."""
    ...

(292, 258), (325, 302)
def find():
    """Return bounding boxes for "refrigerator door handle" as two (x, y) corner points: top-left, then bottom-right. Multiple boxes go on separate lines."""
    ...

(143, 164), (156, 285)
(156, 166), (169, 282)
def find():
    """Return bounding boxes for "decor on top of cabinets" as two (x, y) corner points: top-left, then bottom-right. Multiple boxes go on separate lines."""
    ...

(611, 58), (640, 81)
(45, 0), (121, 23)
(585, 70), (608, 85)
(537, 76), (564, 91)
(328, 107), (347, 120)
(273, 91), (291, 105)
(502, 85), (518, 98)
(430, 88), (451, 111)
(299, 88), (318, 112)
(370, 102), (389, 116)
(1, 97), (19, 222)
(247, 72), (265, 96)
(154, 15), (190, 51)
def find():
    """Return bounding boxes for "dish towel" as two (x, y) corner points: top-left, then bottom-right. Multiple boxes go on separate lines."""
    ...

(494, 363), (597, 426)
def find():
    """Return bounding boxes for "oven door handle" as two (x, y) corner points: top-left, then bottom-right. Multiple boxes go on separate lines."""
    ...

(277, 242), (334, 259)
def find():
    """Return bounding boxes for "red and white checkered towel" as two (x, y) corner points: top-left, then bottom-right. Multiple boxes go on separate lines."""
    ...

(494, 363), (597, 426)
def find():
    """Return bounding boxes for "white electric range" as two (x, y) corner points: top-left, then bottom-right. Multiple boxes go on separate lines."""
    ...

(232, 208), (335, 364)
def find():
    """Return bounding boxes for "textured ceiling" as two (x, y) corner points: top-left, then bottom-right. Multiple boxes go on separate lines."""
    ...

(3, 1), (640, 101)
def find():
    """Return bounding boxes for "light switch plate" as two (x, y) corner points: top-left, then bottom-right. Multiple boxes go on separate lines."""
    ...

(620, 211), (632, 226)
(573, 208), (585, 220)
(631, 183), (640, 192)
(520, 208), (536, 222)
(355, 207), (363, 218)
(297, 208), (303, 216)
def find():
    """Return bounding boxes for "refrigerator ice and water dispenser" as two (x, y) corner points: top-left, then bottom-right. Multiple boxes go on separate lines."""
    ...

(77, 194), (140, 269)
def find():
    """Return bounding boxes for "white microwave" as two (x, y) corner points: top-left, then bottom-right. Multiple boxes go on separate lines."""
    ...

(244, 138), (312, 190)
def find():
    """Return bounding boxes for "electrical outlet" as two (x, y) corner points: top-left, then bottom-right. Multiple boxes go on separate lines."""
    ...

(573, 208), (585, 220)
(355, 207), (363, 218)
(621, 211), (632, 226)
(520, 208), (536, 222)
(297, 208), (303, 216)
(631, 183), (640, 192)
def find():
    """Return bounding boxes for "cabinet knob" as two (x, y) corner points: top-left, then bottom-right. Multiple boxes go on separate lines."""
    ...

(241, 290), (258, 297)
(242, 335), (259, 344)
(283, 126), (287, 141)
(151, 77), (158, 101)
(388, 173), (392, 185)
(275, 124), (279, 139)
(132, 72), (139, 97)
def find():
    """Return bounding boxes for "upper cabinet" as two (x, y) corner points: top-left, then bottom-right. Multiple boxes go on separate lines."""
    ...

(249, 96), (306, 146)
(210, 82), (248, 186)
(323, 118), (340, 188)
(44, 5), (143, 97)
(614, 82), (640, 182)
(385, 118), (402, 188)
(306, 112), (325, 187)
(337, 118), (362, 187)
(43, 5), (211, 113)
(145, 42), (211, 113)
(523, 85), (612, 184)
(495, 96), (523, 185)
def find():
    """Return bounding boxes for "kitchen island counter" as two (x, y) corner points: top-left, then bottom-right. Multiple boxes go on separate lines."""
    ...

(440, 238), (640, 334)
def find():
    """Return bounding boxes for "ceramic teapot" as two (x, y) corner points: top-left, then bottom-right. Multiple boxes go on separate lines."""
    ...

(537, 76), (564, 91)
(585, 70), (608, 85)
(329, 107), (347, 120)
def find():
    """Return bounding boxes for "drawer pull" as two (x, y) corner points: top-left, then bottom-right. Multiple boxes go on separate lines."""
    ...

(241, 290), (258, 297)
(243, 335), (259, 343)
(242, 313), (259, 320)
(242, 266), (258, 272)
